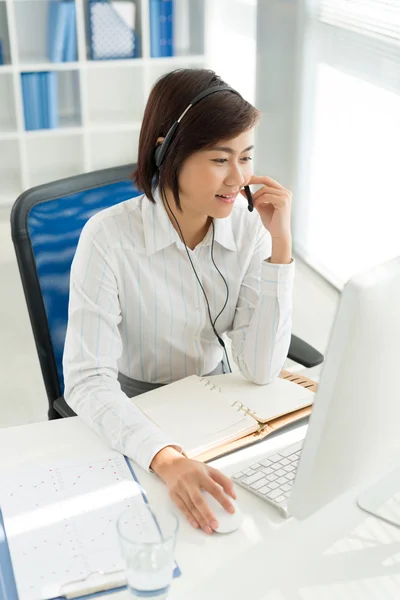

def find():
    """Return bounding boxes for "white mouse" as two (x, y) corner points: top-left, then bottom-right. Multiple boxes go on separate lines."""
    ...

(201, 490), (244, 533)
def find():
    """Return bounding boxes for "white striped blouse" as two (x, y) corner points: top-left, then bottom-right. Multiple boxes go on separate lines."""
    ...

(63, 188), (295, 471)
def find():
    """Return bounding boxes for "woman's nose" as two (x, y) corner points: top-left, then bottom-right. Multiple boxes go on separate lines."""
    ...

(224, 164), (246, 188)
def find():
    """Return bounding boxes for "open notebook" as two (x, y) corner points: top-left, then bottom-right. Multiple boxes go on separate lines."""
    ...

(132, 371), (317, 462)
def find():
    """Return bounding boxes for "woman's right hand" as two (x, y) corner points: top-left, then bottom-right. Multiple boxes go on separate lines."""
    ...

(150, 446), (236, 534)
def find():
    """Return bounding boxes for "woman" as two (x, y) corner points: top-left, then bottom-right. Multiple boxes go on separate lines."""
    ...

(63, 68), (294, 535)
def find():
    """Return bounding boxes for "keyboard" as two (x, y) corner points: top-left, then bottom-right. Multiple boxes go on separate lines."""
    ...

(232, 439), (304, 517)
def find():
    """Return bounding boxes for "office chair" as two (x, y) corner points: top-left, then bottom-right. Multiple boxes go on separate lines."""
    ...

(11, 164), (324, 420)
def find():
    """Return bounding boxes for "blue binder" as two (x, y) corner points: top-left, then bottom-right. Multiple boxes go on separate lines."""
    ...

(21, 73), (42, 131)
(39, 72), (48, 129)
(64, 2), (78, 62)
(166, 0), (174, 57)
(0, 458), (180, 599)
(0, 39), (4, 65)
(149, 0), (161, 57)
(21, 74), (32, 131)
(159, 0), (168, 57)
(47, 1), (70, 63)
(47, 72), (59, 129)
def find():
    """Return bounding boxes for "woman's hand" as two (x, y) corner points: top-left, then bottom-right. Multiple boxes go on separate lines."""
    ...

(151, 447), (236, 534)
(241, 175), (292, 242)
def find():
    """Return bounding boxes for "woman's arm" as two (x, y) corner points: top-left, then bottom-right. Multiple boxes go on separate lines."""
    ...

(226, 223), (295, 385)
(63, 216), (182, 472)
(227, 174), (295, 384)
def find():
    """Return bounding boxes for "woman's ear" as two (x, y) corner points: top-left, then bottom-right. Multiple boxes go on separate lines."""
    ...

(156, 136), (165, 145)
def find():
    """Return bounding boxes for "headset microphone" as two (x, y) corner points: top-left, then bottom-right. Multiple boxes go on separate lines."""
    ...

(243, 185), (254, 212)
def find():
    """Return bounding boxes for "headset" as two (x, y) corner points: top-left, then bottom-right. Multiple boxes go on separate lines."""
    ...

(154, 84), (255, 374)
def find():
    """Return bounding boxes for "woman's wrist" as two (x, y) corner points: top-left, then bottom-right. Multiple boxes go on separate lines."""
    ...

(150, 446), (186, 478)
(269, 236), (292, 264)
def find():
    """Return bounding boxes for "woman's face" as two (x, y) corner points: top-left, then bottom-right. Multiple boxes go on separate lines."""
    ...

(176, 128), (255, 219)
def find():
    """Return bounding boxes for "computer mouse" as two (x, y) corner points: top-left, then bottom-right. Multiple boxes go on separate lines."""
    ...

(201, 490), (244, 533)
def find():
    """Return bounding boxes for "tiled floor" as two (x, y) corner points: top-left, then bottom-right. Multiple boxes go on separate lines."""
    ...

(0, 205), (339, 428)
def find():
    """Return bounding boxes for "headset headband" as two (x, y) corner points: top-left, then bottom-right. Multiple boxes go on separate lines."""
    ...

(154, 85), (241, 168)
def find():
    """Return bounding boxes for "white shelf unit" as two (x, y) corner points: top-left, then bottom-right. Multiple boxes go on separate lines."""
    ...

(0, 0), (207, 205)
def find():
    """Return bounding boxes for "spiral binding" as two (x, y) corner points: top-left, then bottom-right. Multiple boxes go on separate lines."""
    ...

(198, 377), (254, 417)
(198, 377), (222, 393)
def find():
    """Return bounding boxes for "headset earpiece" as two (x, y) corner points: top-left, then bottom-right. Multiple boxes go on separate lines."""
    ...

(154, 143), (163, 168)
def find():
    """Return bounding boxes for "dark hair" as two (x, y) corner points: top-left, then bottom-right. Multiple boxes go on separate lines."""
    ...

(133, 68), (261, 210)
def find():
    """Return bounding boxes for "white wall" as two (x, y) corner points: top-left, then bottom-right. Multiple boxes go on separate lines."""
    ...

(205, 0), (257, 104)
(253, 0), (300, 188)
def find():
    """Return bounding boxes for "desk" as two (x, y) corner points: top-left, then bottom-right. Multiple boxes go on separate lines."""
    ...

(1, 417), (399, 600)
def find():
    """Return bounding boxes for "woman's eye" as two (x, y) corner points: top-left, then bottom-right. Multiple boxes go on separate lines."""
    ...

(212, 157), (252, 164)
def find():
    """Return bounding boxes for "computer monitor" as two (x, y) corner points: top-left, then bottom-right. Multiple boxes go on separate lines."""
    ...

(289, 256), (400, 519)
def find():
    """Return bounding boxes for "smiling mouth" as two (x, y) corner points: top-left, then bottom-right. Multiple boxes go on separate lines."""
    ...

(215, 193), (238, 204)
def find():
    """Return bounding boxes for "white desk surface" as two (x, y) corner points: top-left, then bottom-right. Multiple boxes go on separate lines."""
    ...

(1, 416), (399, 600)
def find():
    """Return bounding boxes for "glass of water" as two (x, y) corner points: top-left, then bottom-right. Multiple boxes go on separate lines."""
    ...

(116, 504), (179, 599)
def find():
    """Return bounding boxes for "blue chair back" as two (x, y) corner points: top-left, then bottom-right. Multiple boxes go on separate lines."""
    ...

(11, 165), (141, 418)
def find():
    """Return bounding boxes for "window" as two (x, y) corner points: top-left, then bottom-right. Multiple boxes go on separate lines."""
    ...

(293, 0), (400, 288)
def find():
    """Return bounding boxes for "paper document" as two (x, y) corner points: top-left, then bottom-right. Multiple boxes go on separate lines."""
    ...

(0, 452), (151, 600)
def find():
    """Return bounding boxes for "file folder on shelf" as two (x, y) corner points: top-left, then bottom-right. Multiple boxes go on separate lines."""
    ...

(89, 0), (136, 60)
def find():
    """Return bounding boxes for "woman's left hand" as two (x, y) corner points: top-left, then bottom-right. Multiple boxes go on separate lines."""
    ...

(241, 175), (292, 241)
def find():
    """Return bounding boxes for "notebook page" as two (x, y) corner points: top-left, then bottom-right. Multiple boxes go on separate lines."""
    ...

(133, 375), (259, 456)
(209, 373), (316, 424)
(0, 452), (153, 600)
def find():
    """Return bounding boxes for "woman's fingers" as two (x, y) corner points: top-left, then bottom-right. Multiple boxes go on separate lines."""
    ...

(184, 490), (216, 534)
(208, 466), (236, 500)
(247, 174), (285, 190)
(252, 189), (287, 204)
(171, 492), (200, 529)
(163, 459), (237, 535)
(201, 478), (236, 515)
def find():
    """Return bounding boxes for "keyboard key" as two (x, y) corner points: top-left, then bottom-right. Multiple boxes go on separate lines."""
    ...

(275, 495), (286, 504)
(232, 472), (244, 480)
(268, 454), (282, 463)
(242, 472), (265, 486)
(251, 478), (268, 490)
(275, 469), (287, 477)
(277, 476), (288, 485)
(262, 467), (274, 476)
(251, 463), (261, 469)
(282, 483), (292, 492)
(259, 485), (270, 495)
(279, 458), (290, 466)
(260, 459), (273, 467)
(283, 465), (295, 473)
(266, 474), (277, 482)
(266, 489), (282, 500)
(286, 472), (295, 481)
(267, 481), (279, 490)
(271, 464), (282, 471)
(243, 468), (254, 476)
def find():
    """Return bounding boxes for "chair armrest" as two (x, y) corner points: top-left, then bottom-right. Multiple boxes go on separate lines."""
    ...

(288, 334), (324, 368)
(53, 396), (77, 418)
